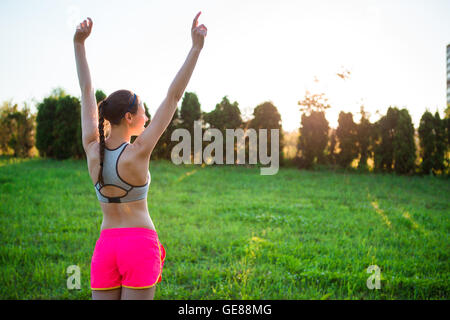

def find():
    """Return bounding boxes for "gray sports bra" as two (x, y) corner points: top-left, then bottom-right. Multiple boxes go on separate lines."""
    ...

(94, 142), (150, 203)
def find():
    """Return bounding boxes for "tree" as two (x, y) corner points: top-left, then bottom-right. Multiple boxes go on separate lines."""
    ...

(298, 91), (331, 114)
(327, 128), (337, 166)
(433, 111), (446, 174)
(248, 101), (284, 165)
(444, 104), (450, 173)
(419, 110), (447, 175)
(373, 107), (398, 173)
(143, 102), (152, 127)
(36, 96), (58, 158)
(180, 92), (202, 133)
(36, 88), (84, 159)
(336, 111), (358, 169)
(418, 111), (435, 175)
(203, 96), (242, 133)
(297, 91), (330, 169)
(95, 89), (106, 103)
(151, 106), (181, 160)
(393, 109), (416, 175)
(373, 106), (416, 175)
(356, 106), (373, 171)
(203, 96), (243, 164)
(179, 92), (202, 159)
(53, 95), (84, 159)
(0, 101), (36, 157)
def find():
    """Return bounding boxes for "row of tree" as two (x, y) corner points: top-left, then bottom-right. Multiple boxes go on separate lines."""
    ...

(0, 102), (35, 158)
(150, 92), (285, 165)
(296, 91), (450, 175)
(0, 87), (449, 175)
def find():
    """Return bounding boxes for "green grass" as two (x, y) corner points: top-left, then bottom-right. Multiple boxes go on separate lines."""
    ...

(0, 155), (449, 299)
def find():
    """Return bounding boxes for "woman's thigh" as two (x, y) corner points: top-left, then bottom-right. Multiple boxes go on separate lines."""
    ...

(121, 286), (156, 300)
(92, 287), (122, 300)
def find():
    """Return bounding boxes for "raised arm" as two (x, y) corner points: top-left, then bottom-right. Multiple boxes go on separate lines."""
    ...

(73, 17), (98, 151)
(133, 12), (208, 159)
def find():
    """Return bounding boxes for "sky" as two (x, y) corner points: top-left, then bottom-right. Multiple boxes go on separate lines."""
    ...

(1, 0), (449, 132)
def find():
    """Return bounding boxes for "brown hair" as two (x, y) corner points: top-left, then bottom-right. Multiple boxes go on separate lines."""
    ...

(97, 89), (139, 186)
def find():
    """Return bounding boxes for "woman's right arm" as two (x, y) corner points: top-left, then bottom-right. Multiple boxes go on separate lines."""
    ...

(134, 12), (207, 158)
(168, 13), (207, 100)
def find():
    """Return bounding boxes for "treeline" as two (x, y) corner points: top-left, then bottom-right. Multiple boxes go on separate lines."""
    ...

(0, 87), (449, 176)
(296, 91), (450, 175)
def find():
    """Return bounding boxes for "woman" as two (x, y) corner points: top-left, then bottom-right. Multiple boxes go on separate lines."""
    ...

(73, 12), (207, 300)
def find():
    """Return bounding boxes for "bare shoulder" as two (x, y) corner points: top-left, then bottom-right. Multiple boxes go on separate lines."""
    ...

(122, 142), (151, 186)
(83, 140), (149, 185)
(84, 140), (148, 162)
(129, 139), (151, 162)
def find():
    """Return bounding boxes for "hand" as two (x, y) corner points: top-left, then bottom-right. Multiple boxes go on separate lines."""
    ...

(74, 17), (93, 44)
(191, 11), (207, 50)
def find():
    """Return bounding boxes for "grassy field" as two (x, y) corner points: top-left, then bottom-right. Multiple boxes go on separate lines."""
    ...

(0, 155), (448, 299)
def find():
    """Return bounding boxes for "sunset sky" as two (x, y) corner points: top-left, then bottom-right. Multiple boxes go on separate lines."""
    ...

(1, 0), (449, 132)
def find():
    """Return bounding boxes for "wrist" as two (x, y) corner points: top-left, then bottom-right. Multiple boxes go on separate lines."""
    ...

(191, 46), (202, 53)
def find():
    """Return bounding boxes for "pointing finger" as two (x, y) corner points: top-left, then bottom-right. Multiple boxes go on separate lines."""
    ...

(192, 11), (201, 30)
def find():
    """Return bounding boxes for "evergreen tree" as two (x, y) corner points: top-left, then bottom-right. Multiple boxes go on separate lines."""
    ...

(393, 109), (416, 175)
(36, 97), (58, 158)
(95, 89), (106, 103)
(373, 107), (398, 172)
(327, 128), (337, 166)
(53, 95), (84, 159)
(248, 101), (284, 165)
(36, 88), (83, 159)
(336, 111), (358, 169)
(356, 106), (373, 171)
(203, 96), (243, 164)
(444, 104), (450, 173)
(179, 92), (202, 159)
(297, 91), (330, 169)
(203, 96), (242, 133)
(180, 92), (202, 133)
(418, 111), (435, 175)
(433, 111), (446, 174)
(419, 110), (447, 175)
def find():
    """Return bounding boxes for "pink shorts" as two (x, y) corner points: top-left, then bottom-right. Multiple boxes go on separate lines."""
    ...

(90, 227), (166, 290)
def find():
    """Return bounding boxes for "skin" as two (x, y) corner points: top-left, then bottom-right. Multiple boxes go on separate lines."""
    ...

(73, 12), (206, 300)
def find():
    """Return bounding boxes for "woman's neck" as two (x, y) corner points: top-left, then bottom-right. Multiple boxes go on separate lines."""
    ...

(105, 128), (132, 148)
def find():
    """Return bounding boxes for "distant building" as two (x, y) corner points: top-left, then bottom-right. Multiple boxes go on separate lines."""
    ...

(448, 44), (450, 105)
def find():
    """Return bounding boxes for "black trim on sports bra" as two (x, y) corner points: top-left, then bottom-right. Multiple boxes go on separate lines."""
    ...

(96, 183), (130, 193)
(106, 197), (121, 203)
(104, 141), (127, 151)
(115, 143), (150, 188)
(95, 182), (130, 203)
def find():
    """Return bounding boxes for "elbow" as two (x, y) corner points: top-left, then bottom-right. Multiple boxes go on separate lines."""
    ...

(168, 90), (181, 102)
(81, 85), (93, 95)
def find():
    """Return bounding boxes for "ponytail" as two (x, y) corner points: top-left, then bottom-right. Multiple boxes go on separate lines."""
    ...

(98, 100), (107, 186)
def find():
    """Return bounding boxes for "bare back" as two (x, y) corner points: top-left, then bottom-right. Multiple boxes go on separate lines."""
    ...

(85, 139), (156, 231)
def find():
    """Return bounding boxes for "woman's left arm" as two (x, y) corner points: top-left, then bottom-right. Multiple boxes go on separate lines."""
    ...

(74, 17), (98, 151)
